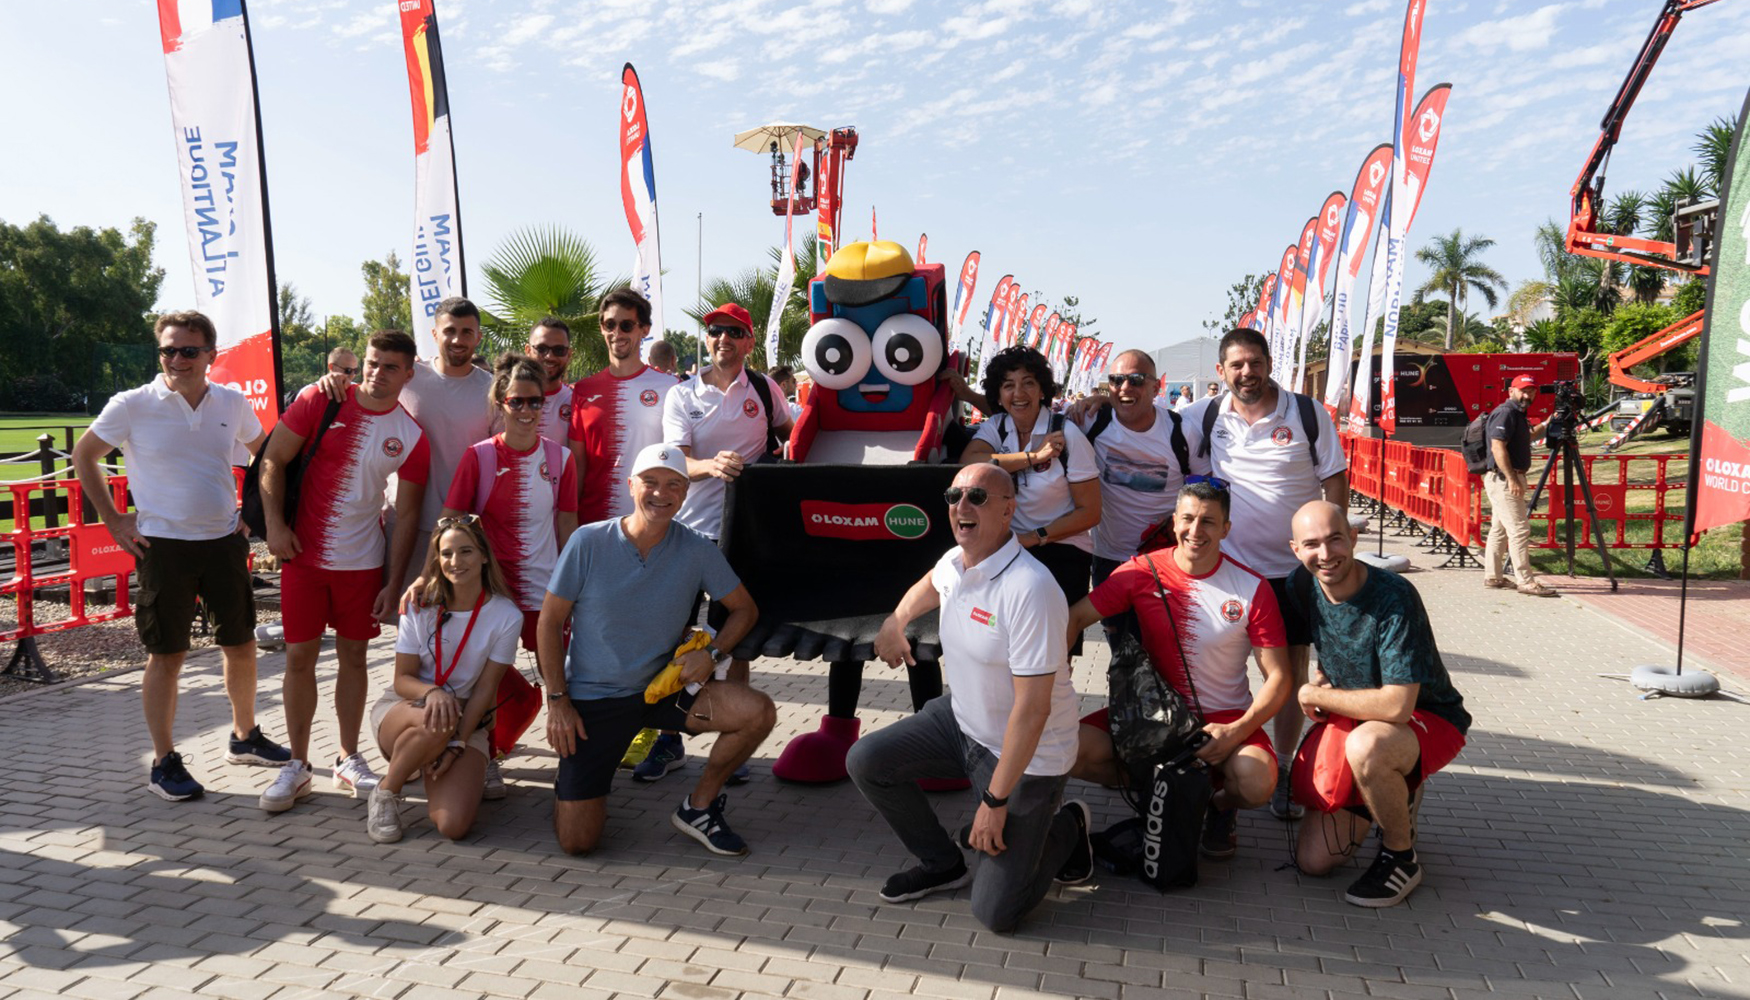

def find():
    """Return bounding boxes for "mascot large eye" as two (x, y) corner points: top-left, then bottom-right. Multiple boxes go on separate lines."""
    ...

(870, 313), (943, 386)
(802, 318), (871, 390)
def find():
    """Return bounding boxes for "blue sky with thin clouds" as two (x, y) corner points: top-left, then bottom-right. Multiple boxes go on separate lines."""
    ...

(3, 0), (1747, 353)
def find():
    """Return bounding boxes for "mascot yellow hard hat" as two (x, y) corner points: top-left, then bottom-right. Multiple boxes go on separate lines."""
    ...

(821, 240), (914, 306)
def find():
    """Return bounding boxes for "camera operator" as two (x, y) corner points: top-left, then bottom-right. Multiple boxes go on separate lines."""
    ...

(1482, 376), (1556, 598)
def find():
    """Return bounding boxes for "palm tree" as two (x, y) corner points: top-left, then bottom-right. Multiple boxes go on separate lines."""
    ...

(1428, 311), (1492, 349)
(1506, 280), (1553, 328)
(1695, 115), (1735, 194)
(1413, 229), (1508, 349)
(478, 226), (615, 375)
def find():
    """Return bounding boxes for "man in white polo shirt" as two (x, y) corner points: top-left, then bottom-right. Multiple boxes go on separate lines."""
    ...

(1181, 327), (1347, 821)
(73, 310), (287, 802)
(851, 462), (1092, 934)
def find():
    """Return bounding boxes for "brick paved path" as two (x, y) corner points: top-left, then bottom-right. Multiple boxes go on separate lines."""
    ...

(2, 527), (1747, 1000)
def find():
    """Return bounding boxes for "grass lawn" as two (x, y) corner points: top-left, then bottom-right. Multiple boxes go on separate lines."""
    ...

(0, 413), (92, 458)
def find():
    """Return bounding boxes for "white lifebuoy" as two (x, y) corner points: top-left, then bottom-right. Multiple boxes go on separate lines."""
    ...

(1630, 665), (1720, 698)
(1357, 552), (1410, 573)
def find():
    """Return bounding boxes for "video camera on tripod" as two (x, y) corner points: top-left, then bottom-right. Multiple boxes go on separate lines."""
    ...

(1537, 378), (1588, 444)
(1528, 376), (1617, 591)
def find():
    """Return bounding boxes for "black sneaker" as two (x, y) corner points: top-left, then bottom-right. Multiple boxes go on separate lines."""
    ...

(1200, 806), (1237, 859)
(148, 751), (204, 801)
(226, 725), (291, 766)
(879, 861), (971, 903)
(671, 793), (748, 856)
(1054, 799), (1093, 884)
(1344, 846), (1422, 908)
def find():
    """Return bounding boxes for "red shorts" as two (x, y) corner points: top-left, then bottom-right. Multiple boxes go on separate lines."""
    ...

(280, 561), (383, 644)
(519, 609), (571, 653)
(1291, 710), (1465, 814)
(1081, 707), (1274, 758)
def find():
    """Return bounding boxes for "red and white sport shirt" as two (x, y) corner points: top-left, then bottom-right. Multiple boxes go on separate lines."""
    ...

(283, 384), (431, 572)
(444, 434), (579, 613)
(569, 365), (676, 523)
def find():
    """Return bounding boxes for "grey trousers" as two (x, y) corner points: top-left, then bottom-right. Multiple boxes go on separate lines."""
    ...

(846, 695), (1075, 933)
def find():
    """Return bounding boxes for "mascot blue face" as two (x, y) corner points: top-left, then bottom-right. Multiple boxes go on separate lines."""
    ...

(806, 279), (938, 413)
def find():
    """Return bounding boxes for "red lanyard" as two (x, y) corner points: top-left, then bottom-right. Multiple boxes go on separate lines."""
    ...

(434, 589), (487, 690)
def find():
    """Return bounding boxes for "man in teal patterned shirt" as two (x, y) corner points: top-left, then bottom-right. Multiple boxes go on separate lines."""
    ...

(1283, 501), (1470, 908)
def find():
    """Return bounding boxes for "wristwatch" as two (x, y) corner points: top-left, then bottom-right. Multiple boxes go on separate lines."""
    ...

(1034, 526), (1049, 544)
(980, 788), (1009, 808)
(545, 689), (567, 702)
(706, 643), (730, 663)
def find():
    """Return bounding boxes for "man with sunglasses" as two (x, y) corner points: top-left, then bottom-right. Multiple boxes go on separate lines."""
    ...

(1073, 351), (1190, 601)
(1065, 480), (1292, 859)
(526, 317), (575, 443)
(852, 462), (1090, 932)
(570, 288), (680, 524)
(74, 311), (286, 801)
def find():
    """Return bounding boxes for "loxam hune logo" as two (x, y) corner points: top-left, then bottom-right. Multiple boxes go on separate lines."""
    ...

(801, 501), (931, 541)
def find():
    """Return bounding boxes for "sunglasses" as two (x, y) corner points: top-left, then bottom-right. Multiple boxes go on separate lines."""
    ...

(1186, 474), (1231, 491)
(944, 486), (1007, 506)
(329, 365), (359, 376)
(435, 514), (481, 530)
(530, 344), (570, 357)
(1107, 373), (1149, 388)
(707, 325), (752, 340)
(503, 396), (545, 411)
(601, 318), (642, 333)
(158, 345), (208, 360)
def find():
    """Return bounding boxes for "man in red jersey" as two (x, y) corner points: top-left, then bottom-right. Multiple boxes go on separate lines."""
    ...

(569, 288), (679, 524)
(259, 329), (432, 814)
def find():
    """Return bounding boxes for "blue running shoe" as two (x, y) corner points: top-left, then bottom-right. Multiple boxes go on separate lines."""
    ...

(633, 733), (686, 782)
(149, 751), (204, 802)
(671, 793), (748, 856)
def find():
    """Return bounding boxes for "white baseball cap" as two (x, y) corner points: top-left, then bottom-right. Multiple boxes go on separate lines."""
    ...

(630, 442), (688, 478)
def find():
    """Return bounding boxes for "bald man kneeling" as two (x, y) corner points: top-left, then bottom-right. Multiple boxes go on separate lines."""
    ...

(1281, 501), (1472, 908)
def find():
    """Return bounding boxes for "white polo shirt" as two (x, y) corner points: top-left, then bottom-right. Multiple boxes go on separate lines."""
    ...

(970, 411), (1099, 552)
(1181, 389), (1346, 578)
(88, 377), (262, 541)
(662, 366), (793, 540)
(932, 537), (1079, 776)
(1075, 408), (1189, 562)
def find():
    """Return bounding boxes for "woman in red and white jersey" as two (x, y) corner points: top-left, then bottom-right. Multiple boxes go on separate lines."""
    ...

(442, 354), (580, 649)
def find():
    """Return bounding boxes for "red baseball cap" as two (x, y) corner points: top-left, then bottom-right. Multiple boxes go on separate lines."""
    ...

(702, 303), (752, 331)
(1510, 375), (1537, 389)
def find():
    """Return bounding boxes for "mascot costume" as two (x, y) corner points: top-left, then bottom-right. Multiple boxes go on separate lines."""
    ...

(713, 240), (970, 784)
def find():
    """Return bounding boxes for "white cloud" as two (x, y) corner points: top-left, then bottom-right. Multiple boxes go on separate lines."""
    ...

(866, 0), (914, 12)
(1454, 5), (1567, 53)
(1344, 0), (1391, 14)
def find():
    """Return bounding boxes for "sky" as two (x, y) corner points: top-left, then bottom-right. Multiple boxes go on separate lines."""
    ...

(3, 0), (1748, 355)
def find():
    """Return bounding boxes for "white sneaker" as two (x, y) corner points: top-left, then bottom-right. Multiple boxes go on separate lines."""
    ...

(334, 753), (380, 798)
(259, 760), (313, 813)
(366, 786), (405, 844)
(483, 757), (506, 801)
(254, 624), (285, 650)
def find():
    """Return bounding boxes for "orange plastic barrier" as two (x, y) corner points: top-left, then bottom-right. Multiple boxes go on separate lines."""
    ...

(2, 477), (137, 644)
(1349, 436), (1383, 501)
(1442, 449), (1483, 548)
(1522, 452), (1684, 551)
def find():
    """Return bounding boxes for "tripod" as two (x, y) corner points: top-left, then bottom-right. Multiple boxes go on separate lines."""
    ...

(1525, 422), (1618, 592)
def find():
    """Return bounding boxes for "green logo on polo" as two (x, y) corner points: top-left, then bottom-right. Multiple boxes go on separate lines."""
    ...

(883, 504), (930, 539)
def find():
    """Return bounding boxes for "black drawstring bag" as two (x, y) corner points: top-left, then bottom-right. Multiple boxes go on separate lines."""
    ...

(1100, 557), (1214, 891)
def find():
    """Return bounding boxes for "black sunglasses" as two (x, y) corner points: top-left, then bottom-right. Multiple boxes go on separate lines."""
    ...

(503, 396), (545, 411)
(435, 513), (481, 530)
(601, 318), (641, 333)
(1107, 373), (1149, 388)
(158, 345), (208, 359)
(944, 486), (1007, 506)
(530, 344), (570, 357)
(1186, 474), (1231, 491)
(329, 365), (359, 376)
(707, 325), (751, 340)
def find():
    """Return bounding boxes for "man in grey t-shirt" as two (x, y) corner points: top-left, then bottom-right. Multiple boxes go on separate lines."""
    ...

(537, 444), (775, 858)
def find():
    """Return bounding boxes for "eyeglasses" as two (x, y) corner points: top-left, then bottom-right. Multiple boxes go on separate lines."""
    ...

(329, 365), (359, 376)
(435, 514), (481, 530)
(1186, 475), (1231, 491)
(601, 318), (642, 333)
(707, 325), (751, 340)
(530, 344), (570, 357)
(503, 396), (545, 411)
(945, 486), (1007, 506)
(1106, 373), (1149, 388)
(158, 345), (208, 359)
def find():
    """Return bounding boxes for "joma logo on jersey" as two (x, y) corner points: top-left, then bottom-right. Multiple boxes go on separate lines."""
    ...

(800, 501), (931, 541)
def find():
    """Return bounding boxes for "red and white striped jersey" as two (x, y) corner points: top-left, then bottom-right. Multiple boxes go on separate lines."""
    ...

(444, 434), (579, 614)
(282, 384), (431, 572)
(569, 365), (677, 523)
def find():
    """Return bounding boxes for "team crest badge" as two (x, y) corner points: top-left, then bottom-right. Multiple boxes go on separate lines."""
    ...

(383, 437), (404, 458)
(1220, 599), (1243, 622)
(1271, 426), (1295, 446)
(743, 398), (760, 418)
(559, 403), (572, 422)
(539, 461), (551, 481)
(640, 389), (659, 406)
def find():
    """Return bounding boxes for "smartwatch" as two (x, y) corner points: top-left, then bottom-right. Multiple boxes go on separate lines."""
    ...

(1034, 526), (1049, 543)
(706, 643), (730, 663)
(980, 788), (1009, 809)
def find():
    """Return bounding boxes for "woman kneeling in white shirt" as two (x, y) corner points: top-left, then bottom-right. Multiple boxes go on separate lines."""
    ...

(368, 516), (522, 844)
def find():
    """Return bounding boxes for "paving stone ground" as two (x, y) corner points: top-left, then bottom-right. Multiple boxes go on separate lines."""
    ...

(2, 516), (1747, 1000)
